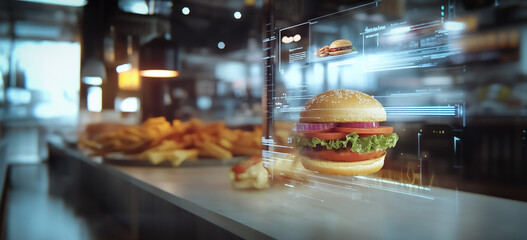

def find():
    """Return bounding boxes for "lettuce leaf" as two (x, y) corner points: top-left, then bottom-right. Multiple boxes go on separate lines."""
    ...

(293, 132), (398, 154)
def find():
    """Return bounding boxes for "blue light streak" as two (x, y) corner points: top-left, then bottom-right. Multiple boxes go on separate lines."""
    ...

(303, 173), (435, 199)
(385, 106), (457, 116)
(418, 132), (422, 185)
(454, 136), (460, 154)
(462, 102), (466, 127)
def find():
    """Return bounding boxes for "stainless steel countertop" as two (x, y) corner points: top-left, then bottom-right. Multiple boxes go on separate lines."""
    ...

(93, 161), (527, 239)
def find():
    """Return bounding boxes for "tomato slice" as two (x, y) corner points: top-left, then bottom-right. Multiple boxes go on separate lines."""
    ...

(231, 156), (262, 175)
(335, 126), (393, 134)
(301, 148), (386, 162)
(304, 132), (347, 140)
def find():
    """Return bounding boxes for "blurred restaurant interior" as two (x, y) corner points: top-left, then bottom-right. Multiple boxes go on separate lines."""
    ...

(1, 0), (527, 239)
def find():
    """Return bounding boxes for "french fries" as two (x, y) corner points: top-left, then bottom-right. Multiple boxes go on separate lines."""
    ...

(79, 117), (262, 166)
(144, 149), (199, 166)
(199, 142), (233, 160)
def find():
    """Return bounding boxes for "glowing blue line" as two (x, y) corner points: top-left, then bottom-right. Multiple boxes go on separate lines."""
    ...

(354, 176), (431, 191)
(386, 109), (456, 113)
(388, 113), (456, 116)
(386, 93), (430, 97)
(387, 110), (456, 112)
(430, 52), (454, 59)
(387, 108), (456, 109)
(364, 65), (420, 72)
(388, 112), (456, 114)
(385, 106), (456, 109)
(412, 23), (441, 31)
(303, 174), (435, 199)
(454, 136), (460, 153)
(387, 112), (456, 114)
(389, 112), (456, 113)
(385, 105), (457, 116)
(388, 113), (455, 114)
(392, 48), (450, 58)
(388, 111), (457, 112)
(462, 103), (466, 127)
(386, 105), (457, 116)
(387, 111), (456, 113)
(368, 56), (424, 64)
(401, 109), (452, 110)
(408, 20), (442, 28)
(418, 132), (422, 185)
(387, 45), (448, 56)
(350, 181), (435, 200)
(365, 47), (450, 67)
(387, 109), (456, 112)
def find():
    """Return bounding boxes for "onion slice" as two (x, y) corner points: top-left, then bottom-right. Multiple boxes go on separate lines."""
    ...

(296, 123), (336, 133)
(338, 122), (379, 128)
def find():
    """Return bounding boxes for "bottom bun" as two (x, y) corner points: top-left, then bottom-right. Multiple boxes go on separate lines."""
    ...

(300, 153), (385, 175)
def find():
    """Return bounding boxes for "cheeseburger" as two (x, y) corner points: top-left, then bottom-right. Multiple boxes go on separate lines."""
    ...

(293, 89), (398, 175)
(328, 39), (355, 56)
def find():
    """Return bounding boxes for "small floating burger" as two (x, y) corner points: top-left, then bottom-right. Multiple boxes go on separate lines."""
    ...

(293, 89), (398, 175)
(329, 39), (355, 56)
(317, 39), (356, 58)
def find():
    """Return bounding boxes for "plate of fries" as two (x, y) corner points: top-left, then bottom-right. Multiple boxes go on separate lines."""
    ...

(78, 117), (262, 167)
(102, 153), (250, 167)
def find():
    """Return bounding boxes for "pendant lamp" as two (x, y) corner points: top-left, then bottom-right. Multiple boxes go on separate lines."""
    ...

(139, 36), (179, 78)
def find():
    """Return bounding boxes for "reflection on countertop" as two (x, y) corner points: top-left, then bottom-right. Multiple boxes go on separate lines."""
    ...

(3, 164), (132, 240)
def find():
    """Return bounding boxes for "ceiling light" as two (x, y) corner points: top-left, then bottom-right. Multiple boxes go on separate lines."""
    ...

(116, 63), (132, 73)
(140, 70), (179, 78)
(218, 41), (225, 49)
(444, 21), (466, 31)
(87, 86), (102, 112)
(139, 37), (179, 78)
(17, 0), (86, 7)
(130, 2), (148, 15)
(234, 11), (242, 19)
(119, 97), (139, 112)
(197, 96), (212, 110)
(182, 7), (190, 15)
(82, 77), (103, 86)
